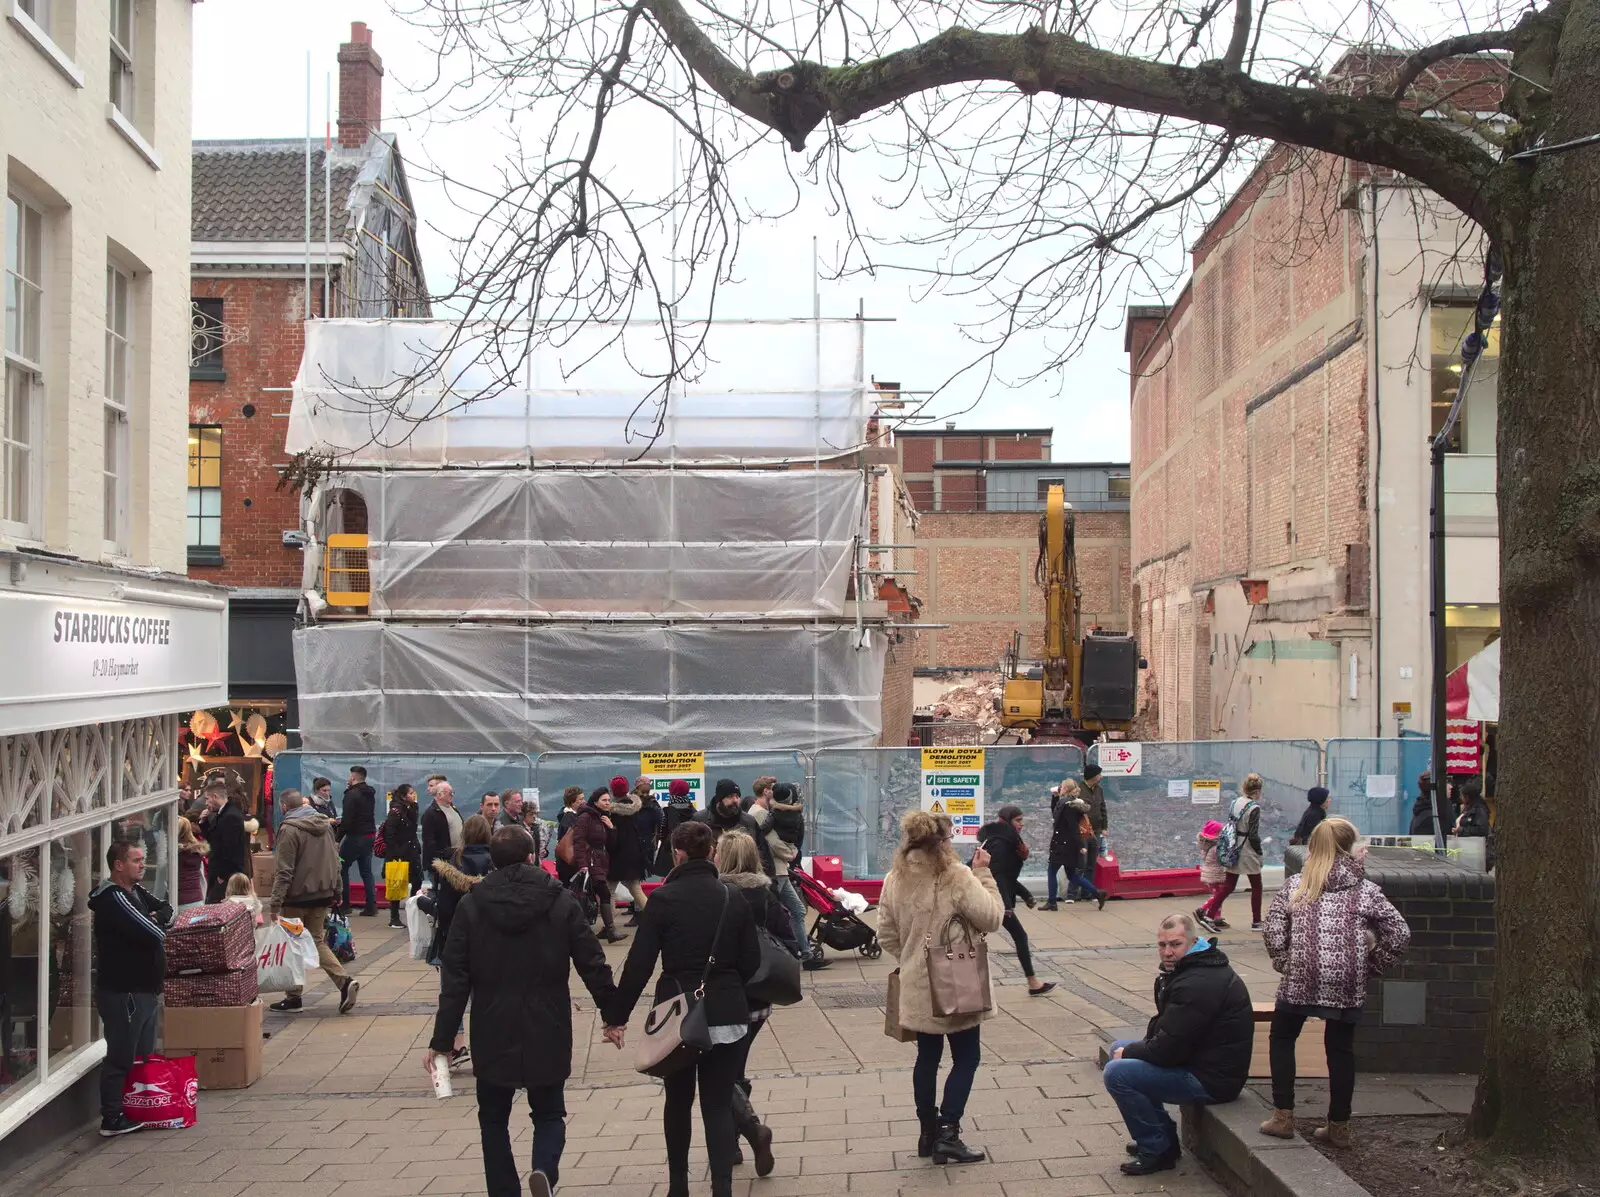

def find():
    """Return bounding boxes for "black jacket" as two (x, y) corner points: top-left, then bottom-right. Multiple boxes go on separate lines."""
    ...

(725, 872), (802, 954)
(1121, 944), (1254, 1102)
(604, 859), (761, 1029)
(421, 802), (456, 883)
(694, 804), (775, 877)
(607, 795), (652, 883)
(204, 803), (249, 902)
(90, 881), (173, 994)
(976, 819), (1032, 911)
(381, 797), (420, 861)
(1048, 799), (1089, 869)
(1290, 802), (1328, 846)
(1409, 791), (1436, 837)
(769, 796), (805, 854)
(341, 782), (377, 838)
(654, 797), (698, 875)
(431, 863), (616, 1087)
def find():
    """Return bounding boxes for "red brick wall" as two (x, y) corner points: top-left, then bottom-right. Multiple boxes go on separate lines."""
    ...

(990, 436), (1048, 461)
(1128, 149), (1368, 739)
(877, 636), (918, 746)
(900, 438), (936, 472)
(188, 276), (313, 589)
(911, 510), (1131, 668)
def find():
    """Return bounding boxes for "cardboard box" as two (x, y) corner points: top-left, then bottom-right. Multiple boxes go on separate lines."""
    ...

(251, 852), (277, 898)
(164, 1000), (264, 1090)
(164, 999), (262, 1051)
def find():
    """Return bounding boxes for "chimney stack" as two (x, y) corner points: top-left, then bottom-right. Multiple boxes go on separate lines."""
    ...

(337, 21), (383, 149)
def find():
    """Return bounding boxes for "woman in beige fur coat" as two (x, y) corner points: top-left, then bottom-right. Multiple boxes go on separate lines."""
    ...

(878, 809), (1005, 1167)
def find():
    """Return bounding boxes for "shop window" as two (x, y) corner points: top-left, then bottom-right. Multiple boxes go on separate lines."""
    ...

(46, 830), (100, 1069)
(187, 425), (221, 561)
(0, 849), (42, 1100)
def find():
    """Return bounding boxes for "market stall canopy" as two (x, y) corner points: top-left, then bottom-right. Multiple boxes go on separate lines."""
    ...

(1445, 637), (1500, 723)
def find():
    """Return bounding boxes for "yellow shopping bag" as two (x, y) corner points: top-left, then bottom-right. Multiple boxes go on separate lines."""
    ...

(384, 858), (411, 902)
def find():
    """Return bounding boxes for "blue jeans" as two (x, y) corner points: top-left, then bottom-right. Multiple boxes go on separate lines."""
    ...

(1046, 863), (1102, 902)
(476, 1079), (566, 1194)
(1103, 1040), (1215, 1155)
(340, 834), (376, 910)
(775, 876), (808, 955)
(913, 1027), (982, 1123)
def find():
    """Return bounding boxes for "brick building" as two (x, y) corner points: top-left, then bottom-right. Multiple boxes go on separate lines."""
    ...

(1126, 53), (1504, 741)
(187, 22), (428, 726)
(893, 425), (1132, 670)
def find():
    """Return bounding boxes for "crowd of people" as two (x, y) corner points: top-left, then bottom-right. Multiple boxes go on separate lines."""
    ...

(102, 764), (1413, 1193)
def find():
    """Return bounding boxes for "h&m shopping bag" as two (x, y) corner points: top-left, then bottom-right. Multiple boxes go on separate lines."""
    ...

(255, 919), (309, 994)
(122, 1054), (198, 1129)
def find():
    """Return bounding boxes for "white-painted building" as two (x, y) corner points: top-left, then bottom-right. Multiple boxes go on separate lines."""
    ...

(1, 0), (227, 1144)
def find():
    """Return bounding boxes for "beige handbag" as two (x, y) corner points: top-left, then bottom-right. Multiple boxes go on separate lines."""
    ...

(924, 913), (992, 1017)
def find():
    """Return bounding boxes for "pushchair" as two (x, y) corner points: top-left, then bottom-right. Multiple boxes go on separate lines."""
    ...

(791, 864), (881, 959)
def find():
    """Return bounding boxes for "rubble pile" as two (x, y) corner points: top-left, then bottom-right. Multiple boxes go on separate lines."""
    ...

(926, 672), (1005, 733)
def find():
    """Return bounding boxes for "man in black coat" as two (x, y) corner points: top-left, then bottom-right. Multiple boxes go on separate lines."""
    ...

(427, 826), (616, 1197)
(339, 766), (379, 916)
(693, 780), (775, 876)
(200, 779), (248, 903)
(1103, 912), (1254, 1176)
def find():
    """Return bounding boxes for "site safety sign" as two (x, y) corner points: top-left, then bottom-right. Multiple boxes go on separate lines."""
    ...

(921, 746), (985, 842)
(641, 751), (706, 810)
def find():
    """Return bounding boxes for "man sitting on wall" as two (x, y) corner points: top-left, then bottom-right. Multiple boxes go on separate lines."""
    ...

(1101, 912), (1254, 1175)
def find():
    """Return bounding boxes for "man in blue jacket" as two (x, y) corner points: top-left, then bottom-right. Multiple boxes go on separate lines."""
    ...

(89, 840), (173, 1137)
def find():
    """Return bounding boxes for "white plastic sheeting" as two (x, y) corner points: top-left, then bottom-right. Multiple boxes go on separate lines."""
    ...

(286, 319), (869, 465)
(294, 622), (888, 753)
(326, 469), (866, 617)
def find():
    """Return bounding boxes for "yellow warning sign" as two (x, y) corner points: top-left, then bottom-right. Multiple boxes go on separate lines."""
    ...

(641, 750), (705, 774)
(920, 746), (985, 771)
(928, 799), (945, 814)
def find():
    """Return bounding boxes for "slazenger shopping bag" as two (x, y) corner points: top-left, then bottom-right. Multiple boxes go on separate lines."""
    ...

(122, 1053), (198, 1129)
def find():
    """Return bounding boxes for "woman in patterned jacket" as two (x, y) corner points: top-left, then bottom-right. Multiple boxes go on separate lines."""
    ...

(1258, 817), (1410, 1147)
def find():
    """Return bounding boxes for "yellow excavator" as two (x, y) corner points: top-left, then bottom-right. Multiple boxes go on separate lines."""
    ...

(999, 483), (1140, 744)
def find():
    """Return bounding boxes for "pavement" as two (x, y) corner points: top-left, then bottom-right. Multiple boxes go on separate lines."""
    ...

(2, 887), (1472, 1197)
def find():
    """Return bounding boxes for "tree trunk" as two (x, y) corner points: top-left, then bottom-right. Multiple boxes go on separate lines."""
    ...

(1468, 0), (1600, 1165)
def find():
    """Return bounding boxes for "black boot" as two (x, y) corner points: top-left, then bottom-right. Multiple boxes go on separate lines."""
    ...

(917, 1116), (939, 1158)
(732, 1084), (775, 1176)
(666, 1172), (689, 1197)
(931, 1121), (985, 1165)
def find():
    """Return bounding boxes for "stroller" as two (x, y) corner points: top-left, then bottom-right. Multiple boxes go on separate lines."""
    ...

(791, 865), (881, 959)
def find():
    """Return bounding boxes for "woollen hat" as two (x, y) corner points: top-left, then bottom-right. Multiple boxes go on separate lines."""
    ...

(609, 776), (630, 797)
(667, 779), (691, 798)
(713, 779), (742, 802)
(1308, 786), (1330, 805)
(1201, 819), (1224, 838)
(1083, 764), (1103, 781)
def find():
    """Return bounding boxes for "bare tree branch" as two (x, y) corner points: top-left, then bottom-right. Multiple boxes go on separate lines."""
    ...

(634, 11), (1503, 224)
(1222, 0), (1253, 72)
(1389, 29), (1522, 101)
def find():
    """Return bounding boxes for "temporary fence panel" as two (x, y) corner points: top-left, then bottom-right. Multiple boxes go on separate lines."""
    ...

(810, 745), (1085, 881)
(269, 751), (537, 835)
(1324, 737), (1433, 838)
(331, 469), (866, 618)
(294, 622), (890, 754)
(531, 751), (810, 822)
(1086, 740), (1322, 872)
(287, 319), (870, 465)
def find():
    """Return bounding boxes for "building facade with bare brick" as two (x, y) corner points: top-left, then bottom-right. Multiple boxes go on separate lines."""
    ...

(187, 22), (428, 727)
(893, 427), (1132, 670)
(1127, 59), (1503, 741)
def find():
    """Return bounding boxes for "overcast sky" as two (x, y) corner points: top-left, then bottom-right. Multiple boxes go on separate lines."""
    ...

(190, 3), (1195, 463)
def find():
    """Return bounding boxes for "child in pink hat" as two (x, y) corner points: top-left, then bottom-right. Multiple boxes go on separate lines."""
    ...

(1195, 820), (1227, 930)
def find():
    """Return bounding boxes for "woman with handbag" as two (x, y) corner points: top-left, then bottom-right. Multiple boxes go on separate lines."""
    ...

(602, 820), (761, 1197)
(878, 809), (1006, 1166)
(716, 830), (798, 1177)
